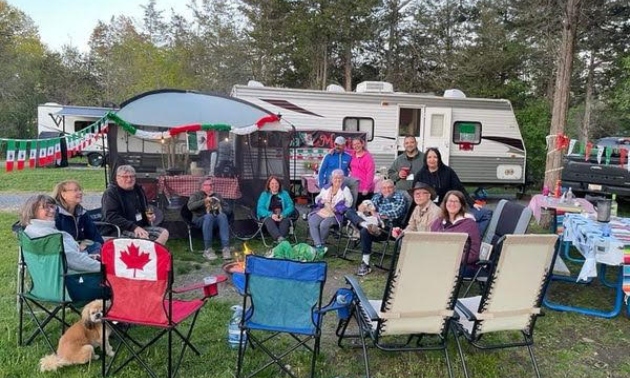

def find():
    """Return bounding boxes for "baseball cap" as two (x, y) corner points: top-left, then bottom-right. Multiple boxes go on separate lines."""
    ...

(334, 136), (346, 145)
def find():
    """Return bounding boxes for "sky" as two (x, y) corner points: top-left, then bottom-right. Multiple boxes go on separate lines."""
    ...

(7, 0), (192, 52)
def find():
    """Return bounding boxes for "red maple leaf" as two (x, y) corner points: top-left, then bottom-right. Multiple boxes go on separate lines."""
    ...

(119, 243), (151, 278)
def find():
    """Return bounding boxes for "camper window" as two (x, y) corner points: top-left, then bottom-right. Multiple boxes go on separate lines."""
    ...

(343, 117), (374, 141)
(453, 121), (481, 144)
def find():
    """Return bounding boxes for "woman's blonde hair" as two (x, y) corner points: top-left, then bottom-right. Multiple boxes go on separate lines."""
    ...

(19, 194), (56, 227)
(52, 180), (82, 211)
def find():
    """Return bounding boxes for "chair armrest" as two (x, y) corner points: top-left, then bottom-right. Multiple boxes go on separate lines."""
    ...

(455, 299), (477, 321)
(344, 275), (379, 321)
(173, 275), (228, 298)
(95, 221), (121, 238)
(475, 259), (492, 266)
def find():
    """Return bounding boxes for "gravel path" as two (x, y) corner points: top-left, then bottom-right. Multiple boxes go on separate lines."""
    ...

(0, 192), (103, 212)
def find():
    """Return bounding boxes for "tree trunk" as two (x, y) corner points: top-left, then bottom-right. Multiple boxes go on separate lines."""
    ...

(542, 0), (581, 229)
(581, 53), (595, 143)
(344, 44), (352, 91)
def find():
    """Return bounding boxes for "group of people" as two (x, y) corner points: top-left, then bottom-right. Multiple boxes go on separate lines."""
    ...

(18, 137), (492, 300)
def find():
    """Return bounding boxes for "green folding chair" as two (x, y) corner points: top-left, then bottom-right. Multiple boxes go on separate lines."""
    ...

(17, 232), (99, 352)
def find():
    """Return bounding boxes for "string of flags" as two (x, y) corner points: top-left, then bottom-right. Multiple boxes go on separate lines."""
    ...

(547, 133), (630, 171)
(1, 112), (282, 172)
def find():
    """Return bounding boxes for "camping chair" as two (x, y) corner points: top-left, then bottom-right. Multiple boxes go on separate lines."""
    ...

(462, 199), (533, 296)
(86, 207), (121, 239)
(180, 197), (202, 252)
(100, 238), (226, 378)
(236, 255), (330, 378)
(336, 232), (470, 378)
(338, 190), (411, 268)
(17, 232), (94, 352)
(454, 234), (559, 378)
(233, 208), (300, 247)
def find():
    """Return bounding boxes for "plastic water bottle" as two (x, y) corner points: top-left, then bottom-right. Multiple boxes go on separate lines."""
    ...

(228, 305), (246, 349)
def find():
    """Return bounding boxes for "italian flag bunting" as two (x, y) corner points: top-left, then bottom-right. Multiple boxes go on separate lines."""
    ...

(28, 141), (37, 168)
(46, 139), (56, 166)
(5, 140), (16, 172)
(54, 139), (62, 163)
(16, 141), (27, 170)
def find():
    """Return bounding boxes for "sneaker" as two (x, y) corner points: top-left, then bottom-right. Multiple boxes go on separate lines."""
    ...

(366, 224), (382, 237)
(276, 236), (285, 243)
(357, 262), (372, 277)
(222, 247), (232, 260)
(203, 248), (218, 261)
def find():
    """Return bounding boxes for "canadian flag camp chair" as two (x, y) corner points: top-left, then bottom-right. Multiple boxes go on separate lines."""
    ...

(336, 232), (470, 378)
(100, 238), (226, 378)
(454, 234), (559, 378)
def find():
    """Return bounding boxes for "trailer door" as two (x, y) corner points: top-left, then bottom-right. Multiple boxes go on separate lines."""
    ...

(422, 107), (452, 165)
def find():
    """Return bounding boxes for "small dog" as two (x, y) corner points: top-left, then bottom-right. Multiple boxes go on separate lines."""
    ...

(39, 300), (114, 372)
(205, 196), (223, 215)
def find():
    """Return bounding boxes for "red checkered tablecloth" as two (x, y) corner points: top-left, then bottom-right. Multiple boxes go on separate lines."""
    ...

(158, 176), (242, 200)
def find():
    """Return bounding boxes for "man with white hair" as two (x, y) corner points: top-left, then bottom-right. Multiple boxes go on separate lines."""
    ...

(317, 136), (352, 188)
(102, 165), (169, 244)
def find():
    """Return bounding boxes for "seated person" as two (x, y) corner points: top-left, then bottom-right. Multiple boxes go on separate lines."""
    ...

(53, 180), (104, 256)
(414, 147), (492, 235)
(343, 179), (408, 276)
(256, 176), (295, 243)
(20, 194), (104, 302)
(102, 165), (169, 245)
(188, 178), (232, 261)
(308, 169), (353, 251)
(429, 190), (481, 277)
(392, 181), (442, 237)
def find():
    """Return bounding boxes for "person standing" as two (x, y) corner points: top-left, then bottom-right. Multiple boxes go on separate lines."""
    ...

(414, 147), (492, 235)
(188, 178), (232, 260)
(388, 135), (424, 191)
(102, 165), (169, 245)
(256, 176), (295, 243)
(349, 138), (375, 206)
(318, 136), (352, 188)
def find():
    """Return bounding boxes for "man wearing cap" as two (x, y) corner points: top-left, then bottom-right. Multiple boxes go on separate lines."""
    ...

(392, 182), (441, 238)
(318, 136), (352, 188)
(388, 135), (424, 191)
(342, 179), (408, 276)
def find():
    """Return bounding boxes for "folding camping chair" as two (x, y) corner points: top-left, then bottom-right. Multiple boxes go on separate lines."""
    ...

(462, 199), (533, 296)
(236, 255), (330, 378)
(86, 207), (121, 239)
(336, 232), (469, 378)
(233, 208), (300, 247)
(100, 238), (226, 378)
(454, 234), (559, 378)
(17, 232), (95, 352)
(180, 197), (202, 252)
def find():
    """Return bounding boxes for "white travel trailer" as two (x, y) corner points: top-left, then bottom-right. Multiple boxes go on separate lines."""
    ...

(37, 103), (115, 166)
(232, 82), (526, 191)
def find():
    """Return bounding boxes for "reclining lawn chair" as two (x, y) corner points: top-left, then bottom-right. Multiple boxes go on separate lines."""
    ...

(100, 238), (226, 378)
(236, 255), (331, 378)
(17, 232), (97, 352)
(454, 234), (559, 378)
(462, 199), (532, 296)
(336, 232), (469, 378)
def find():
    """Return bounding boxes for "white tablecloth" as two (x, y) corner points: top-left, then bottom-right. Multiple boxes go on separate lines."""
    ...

(562, 213), (628, 281)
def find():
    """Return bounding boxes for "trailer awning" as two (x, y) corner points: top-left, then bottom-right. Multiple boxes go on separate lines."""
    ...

(53, 106), (114, 118)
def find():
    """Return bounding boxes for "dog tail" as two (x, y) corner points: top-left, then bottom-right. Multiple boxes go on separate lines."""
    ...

(39, 354), (69, 372)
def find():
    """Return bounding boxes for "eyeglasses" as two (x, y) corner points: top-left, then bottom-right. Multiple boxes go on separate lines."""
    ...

(41, 204), (57, 212)
(64, 187), (82, 192)
(414, 191), (431, 196)
(446, 199), (461, 204)
(117, 175), (136, 179)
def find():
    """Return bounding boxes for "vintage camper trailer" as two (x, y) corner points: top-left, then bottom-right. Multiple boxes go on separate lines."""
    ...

(231, 82), (526, 191)
(37, 103), (114, 166)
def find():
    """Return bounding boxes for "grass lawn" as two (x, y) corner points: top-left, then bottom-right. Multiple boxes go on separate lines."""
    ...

(1, 168), (630, 377)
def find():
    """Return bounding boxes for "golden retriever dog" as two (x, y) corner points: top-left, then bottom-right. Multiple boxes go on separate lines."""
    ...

(39, 300), (114, 372)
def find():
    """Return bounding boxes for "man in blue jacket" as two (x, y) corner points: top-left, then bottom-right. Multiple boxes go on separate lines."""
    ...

(318, 136), (352, 188)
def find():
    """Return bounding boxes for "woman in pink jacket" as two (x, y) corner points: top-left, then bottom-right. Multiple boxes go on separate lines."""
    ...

(349, 138), (375, 206)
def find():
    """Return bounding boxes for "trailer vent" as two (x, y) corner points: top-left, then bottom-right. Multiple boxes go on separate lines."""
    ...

(326, 84), (345, 92)
(355, 81), (394, 93)
(443, 89), (466, 98)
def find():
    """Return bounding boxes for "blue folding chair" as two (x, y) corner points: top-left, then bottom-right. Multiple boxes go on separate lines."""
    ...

(236, 255), (329, 378)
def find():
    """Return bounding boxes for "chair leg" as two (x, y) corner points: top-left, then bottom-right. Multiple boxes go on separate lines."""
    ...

(524, 337), (541, 378)
(451, 323), (469, 378)
(187, 228), (194, 253)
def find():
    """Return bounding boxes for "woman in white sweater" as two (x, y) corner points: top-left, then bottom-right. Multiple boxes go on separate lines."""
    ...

(20, 195), (102, 301)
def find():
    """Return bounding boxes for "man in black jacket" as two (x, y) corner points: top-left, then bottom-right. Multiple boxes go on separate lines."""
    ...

(102, 165), (169, 244)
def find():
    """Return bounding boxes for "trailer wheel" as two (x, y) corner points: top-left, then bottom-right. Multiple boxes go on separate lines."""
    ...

(87, 153), (104, 167)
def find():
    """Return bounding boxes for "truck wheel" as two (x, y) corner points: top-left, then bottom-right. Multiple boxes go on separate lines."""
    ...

(87, 153), (104, 167)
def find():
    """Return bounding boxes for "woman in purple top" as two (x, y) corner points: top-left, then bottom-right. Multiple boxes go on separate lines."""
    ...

(430, 190), (481, 276)
(349, 138), (375, 206)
